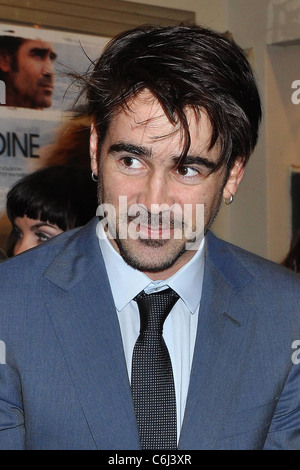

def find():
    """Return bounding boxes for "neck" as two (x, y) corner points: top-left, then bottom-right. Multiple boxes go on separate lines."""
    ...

(143, 249), (198, 280)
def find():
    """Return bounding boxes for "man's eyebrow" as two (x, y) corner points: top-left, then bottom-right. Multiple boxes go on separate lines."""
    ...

(173, 155), (218, 170)
(29, 48), (57, 60)
(109, 142), (152, 158)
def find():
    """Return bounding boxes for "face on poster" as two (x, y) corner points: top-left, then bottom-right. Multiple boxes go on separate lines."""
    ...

(0, 23), (109, 210)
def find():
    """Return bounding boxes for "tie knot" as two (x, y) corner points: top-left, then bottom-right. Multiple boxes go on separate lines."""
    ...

(134, 287), (179, 332)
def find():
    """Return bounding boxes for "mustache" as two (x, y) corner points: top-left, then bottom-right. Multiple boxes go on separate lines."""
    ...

(123, 208), (186, 230)
(37, 77), (54, 87)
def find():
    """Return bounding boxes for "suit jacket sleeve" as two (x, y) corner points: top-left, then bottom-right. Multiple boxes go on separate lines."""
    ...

(0, 360), (25, 449)
(263, 361), (300, 449)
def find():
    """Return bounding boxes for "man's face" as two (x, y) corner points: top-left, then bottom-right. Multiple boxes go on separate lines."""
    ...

(91, 91), (244, 280)
(5, 39), (56, 108)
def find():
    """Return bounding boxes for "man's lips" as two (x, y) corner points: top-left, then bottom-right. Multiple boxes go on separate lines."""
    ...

(38, 80), (54, 92)
(136, 223), (173, 239)
(41, 85), (53, 92)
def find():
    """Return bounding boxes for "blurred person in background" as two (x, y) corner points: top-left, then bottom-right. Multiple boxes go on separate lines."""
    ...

(0, 35), (57, 108)
(38, 114), (92, 170)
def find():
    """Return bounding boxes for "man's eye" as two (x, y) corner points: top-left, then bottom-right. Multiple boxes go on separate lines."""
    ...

(123, 157), (134, 166)
(176, 166), (199, 177)
(121, 157), (143, 169)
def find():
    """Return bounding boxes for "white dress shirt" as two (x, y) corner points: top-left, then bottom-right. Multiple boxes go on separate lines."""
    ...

(96, 221), (205, 440)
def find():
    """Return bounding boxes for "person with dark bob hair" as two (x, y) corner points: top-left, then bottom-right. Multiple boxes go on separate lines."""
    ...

(0, 24), (299, 450)
(6, 165), (98, 256)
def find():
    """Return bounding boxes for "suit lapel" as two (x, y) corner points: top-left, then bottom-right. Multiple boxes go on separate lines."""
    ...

(44, 219), (140, 449)
(179, 232), (257, 450)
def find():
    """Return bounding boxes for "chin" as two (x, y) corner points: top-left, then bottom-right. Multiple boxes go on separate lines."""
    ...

(115, 238), (187, 273)
(38, 97), (52, 108)
(40, 102), (52, 108)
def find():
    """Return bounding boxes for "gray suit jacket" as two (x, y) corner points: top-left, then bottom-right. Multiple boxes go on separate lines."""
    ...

(0, 217), (300, 449)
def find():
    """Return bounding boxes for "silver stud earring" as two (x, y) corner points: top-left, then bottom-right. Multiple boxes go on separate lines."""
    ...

(223, 193), (233, 205)
(91, 171), (98, 182)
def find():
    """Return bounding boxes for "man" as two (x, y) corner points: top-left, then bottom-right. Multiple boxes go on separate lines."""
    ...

(0, 36), (57, 108)
(0, 24), (300, 450)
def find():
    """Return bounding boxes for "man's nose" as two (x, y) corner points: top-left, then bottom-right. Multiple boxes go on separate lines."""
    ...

(43, 58), (54, 77)
(137, 173), (174, 212)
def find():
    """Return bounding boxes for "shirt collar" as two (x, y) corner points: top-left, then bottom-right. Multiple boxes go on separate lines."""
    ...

(96, 220), (206, 314)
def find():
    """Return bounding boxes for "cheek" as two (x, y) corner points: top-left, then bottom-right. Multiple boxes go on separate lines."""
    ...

(14, 71), (34, 90)
(174, 186), (208, 207)
(22, 62), (40, 82)
(102, 170), (141, 204)
(177, 183), (222, 218)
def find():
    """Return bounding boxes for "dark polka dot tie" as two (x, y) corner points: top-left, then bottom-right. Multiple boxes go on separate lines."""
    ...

(131, 288), (179, 450)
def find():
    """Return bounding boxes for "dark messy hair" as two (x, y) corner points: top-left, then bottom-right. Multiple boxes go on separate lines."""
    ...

(0, 36), (25, 80)
(6, 165), (98, 231)
(83, 24), (262, 173)
(282, 229), (300, 273)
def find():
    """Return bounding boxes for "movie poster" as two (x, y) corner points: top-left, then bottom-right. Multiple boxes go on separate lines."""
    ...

(0, 23), (109, 211)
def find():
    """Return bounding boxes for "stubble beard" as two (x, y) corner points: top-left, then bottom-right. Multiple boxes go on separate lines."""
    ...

(9, 72), (52, 109)
(115, 235), (189, 273)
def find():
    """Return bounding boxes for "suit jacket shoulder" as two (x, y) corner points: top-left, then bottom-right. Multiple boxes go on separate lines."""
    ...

(206, 230), (300, 292)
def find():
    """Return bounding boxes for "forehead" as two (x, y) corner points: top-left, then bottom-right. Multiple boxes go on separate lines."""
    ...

(18, 38), (54, 55)
(14, 215), (40, 229)
(108, 90), (215, 154)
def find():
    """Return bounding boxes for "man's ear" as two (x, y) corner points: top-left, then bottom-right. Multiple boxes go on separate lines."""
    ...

(0, 53), (12, 73)
(90, 123), (99, 177)
(222, 158), (245, 200)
